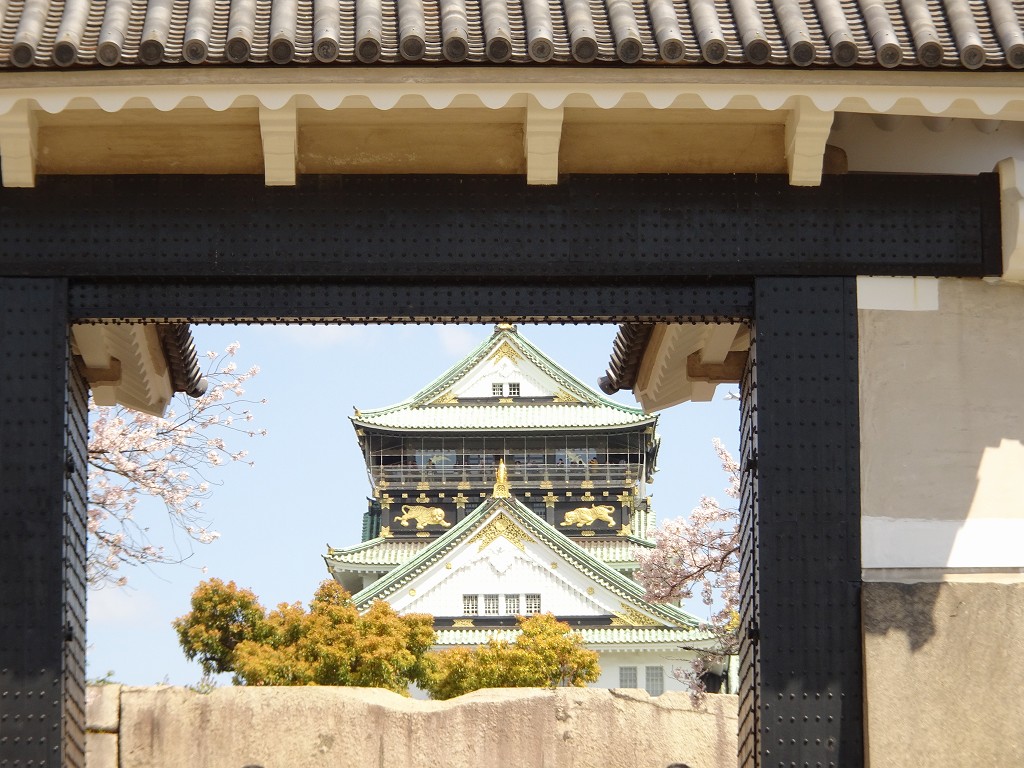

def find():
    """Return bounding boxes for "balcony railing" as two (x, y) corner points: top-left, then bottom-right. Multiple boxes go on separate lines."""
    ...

(370, 463), (639, 488)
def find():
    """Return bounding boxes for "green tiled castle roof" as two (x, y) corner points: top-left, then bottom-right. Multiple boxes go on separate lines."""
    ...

(352, 326), (655, 433)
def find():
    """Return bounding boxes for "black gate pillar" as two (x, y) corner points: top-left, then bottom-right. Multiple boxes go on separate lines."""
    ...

(739, 277), (863, 768)
(0, 279), (87, 767)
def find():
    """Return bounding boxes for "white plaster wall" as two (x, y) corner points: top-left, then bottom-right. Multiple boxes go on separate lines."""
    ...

(594, 650), (695, 694)
(454, 352), (554, 398)
(832, 114), (1024, 175)
(859, 278), (1024, 576)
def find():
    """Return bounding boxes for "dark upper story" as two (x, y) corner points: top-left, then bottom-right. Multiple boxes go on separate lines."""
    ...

(352, 326), (660, 542)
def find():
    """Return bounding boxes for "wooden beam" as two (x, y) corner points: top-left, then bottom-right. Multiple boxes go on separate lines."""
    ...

(686, 349), (747, 383)
(785, 97), (833, 187)
(523, 97), (563, 185)
(998, 156), (1024, 281)
(259, 103), (298, 186)
(0, 101), (38, 187)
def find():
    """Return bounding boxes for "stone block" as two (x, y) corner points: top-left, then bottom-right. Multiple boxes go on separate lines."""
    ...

(86, 684), (121, 733)
(117, 685), (737, 768)
(86, 731), (118, 768)
(864, 581), (1024, 767)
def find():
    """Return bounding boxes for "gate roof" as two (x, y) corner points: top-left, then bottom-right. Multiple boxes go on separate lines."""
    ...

(0, 0), (1021, 70)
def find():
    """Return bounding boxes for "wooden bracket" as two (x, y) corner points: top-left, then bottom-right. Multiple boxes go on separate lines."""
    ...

(0, 101), (38, 188)
(259, 103), (298, 186)
(998, 157), (1024, 281)
(524, 97), (563, 186)
(785, 98), (834, 187)
(686, 350), (747, 383)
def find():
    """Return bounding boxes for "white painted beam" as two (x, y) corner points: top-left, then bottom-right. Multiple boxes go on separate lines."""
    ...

(856, 276), (939, 311)
(699, 322), (741, 364)
(784, 97), (834, 186)
(259, 103), (298, 186)
(523, 97), (563, 185)
(0, 100), (38, 187)
(998, 156), (1024, 281)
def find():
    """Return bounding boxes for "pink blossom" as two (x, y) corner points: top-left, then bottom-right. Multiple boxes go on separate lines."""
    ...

(635, 438), (741, 703)
(87, 343), (266, 588)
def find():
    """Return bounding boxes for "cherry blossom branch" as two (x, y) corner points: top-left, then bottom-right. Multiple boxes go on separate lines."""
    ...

(635, 438), (741, 703)
(87, 343), (267, 587)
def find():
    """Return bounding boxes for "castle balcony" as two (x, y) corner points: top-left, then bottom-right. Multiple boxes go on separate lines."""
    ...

(370, 462), (640, 491)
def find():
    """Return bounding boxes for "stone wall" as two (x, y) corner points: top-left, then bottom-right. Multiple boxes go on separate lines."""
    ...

(859, 278), (1024, 767)
(87, 685), (738, 768)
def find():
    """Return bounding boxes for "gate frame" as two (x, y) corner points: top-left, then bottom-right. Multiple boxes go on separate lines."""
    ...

(0, 172), (1001, 768)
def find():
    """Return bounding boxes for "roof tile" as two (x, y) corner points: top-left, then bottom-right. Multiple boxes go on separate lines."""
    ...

(1, 0), (1020, 68)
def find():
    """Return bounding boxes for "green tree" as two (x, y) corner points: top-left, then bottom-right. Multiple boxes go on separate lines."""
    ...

(421, 614), (600, 700)
(174, 579), (434, 693)
(173, 578), (270, 674)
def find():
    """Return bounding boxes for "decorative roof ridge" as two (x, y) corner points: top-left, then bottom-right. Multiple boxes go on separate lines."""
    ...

(353, 494), (699, 628)
(352, 327), (654, 422)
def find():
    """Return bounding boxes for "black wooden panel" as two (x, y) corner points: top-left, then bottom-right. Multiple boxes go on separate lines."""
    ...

(68, 280), (754, 323)
(62, 358), (89, 768)
(751, 277), (863, 768)
(738, 330), (760, 768)
(0, 174), (1001, 279)
(0, 278), (83, 767)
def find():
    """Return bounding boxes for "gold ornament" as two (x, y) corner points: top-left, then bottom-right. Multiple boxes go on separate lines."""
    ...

(470, 513), (534, 552)
(393, 505), (451, 529)
(560, 505), (616, 528)
(492, 460), (511, 499)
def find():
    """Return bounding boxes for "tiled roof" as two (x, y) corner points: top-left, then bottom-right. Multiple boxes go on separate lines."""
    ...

(434, 625), (714, 646)
(354, 327), (655, 433)
(1, 0), (1019, 71)
(355, 403), (653, 432)
(577, 537), (651, 563)
(599, 324), (654, 397)
(157, 324), (208, 399)
(326, 535), (649, 568)
(326, 538), (428, 566)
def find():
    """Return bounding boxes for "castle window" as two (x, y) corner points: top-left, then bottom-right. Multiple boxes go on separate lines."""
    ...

(524, 594), (541, 614)
(492, 383), (504, 396)
(483, 594), (499, 615)
(619, 666), (638, 688)
(508, 382), (520, 397)
(463, 594), (479, 615)
(645, 666), (665, 696)
(504, 594), (520, 614)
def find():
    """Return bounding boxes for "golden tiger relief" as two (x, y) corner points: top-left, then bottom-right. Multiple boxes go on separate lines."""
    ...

(394, 505), (451, 529)
(560, 504), (616, 528)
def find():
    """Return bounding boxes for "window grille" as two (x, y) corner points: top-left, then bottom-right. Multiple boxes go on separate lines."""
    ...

(619, 666), (638, 688)
(508, 382), (520, 396)
(463, 595), (478, 615)
(492, 383), (503, 396)
(504, 594), (520, 614)
(645, 666), (664, 696)
(483, 594), (499, 615)
(524, 594), (541, 614)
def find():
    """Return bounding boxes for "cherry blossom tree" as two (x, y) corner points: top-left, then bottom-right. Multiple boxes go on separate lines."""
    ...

(635, 438), (741, 700)
(87, 343), (266, 587)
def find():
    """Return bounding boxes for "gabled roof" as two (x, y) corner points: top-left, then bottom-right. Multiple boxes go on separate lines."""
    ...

(326, 535), (652, 570)
(352, 325), (655, 433)
(344, 493), (699, 630)
(0, 0), (1020, 69)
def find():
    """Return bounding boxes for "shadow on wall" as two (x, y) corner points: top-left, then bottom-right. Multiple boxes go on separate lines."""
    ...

(859, 279), (1024, 652)
(861, 583), (940, 652)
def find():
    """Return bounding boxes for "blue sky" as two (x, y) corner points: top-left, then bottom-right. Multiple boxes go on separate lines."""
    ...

(85, 323), (739, 686)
